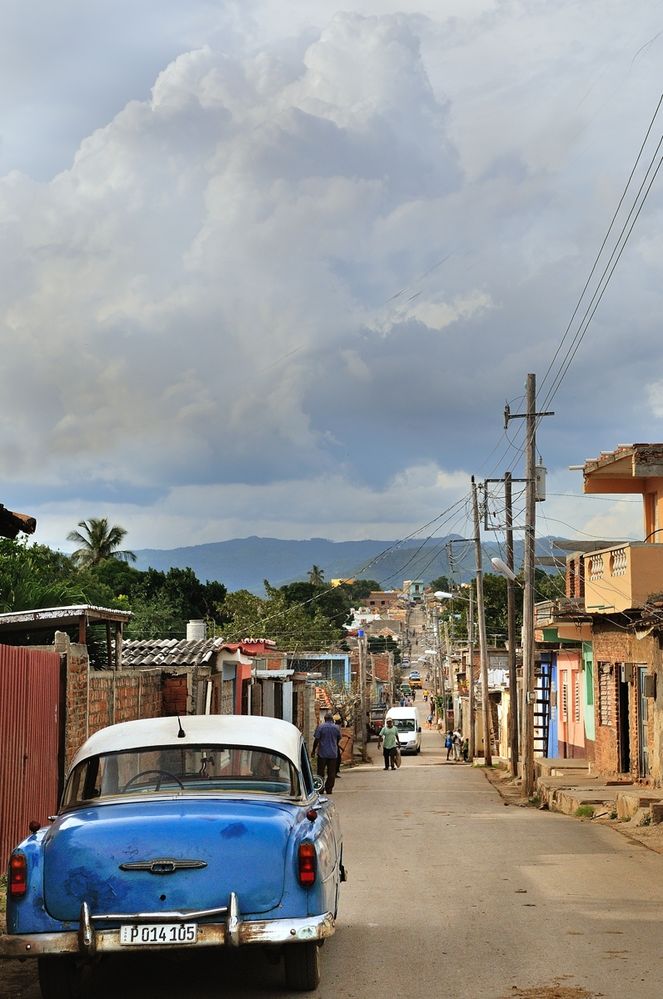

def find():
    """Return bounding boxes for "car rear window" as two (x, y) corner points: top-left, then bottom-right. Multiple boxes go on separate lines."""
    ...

(62, 744), (300, 808)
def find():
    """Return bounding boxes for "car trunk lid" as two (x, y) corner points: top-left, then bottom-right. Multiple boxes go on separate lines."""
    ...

(43, 798), (295, 921)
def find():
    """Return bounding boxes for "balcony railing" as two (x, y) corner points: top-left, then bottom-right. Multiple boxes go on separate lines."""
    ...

(582, 542), (663, 613)
(534, 597), (584, 627)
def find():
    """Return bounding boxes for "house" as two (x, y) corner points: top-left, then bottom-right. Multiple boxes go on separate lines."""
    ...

(537, 444), (663, 782)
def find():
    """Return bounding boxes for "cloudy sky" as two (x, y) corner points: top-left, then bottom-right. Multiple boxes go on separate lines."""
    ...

(1, 0), (662, 559)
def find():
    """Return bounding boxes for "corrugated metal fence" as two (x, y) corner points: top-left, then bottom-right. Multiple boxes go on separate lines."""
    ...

(0, 645), (62, 868)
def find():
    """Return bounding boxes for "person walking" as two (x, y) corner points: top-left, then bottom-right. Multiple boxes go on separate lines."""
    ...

(312, 712), (341, 794)
(452, 729), (462, 761)
(378, 717), (400, 771)
(444, 731), (453, 760)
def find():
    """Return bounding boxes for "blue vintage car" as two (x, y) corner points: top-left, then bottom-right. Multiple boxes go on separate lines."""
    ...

(1, 714), (345, 995)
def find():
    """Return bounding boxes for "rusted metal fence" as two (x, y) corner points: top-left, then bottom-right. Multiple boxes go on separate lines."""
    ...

(0, 645), (62, 867)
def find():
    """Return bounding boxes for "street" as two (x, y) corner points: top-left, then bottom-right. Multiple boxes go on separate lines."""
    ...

(4, 711), (663, 998)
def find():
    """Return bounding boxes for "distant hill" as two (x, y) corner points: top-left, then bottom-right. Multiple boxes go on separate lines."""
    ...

(132, 535), (552, 593)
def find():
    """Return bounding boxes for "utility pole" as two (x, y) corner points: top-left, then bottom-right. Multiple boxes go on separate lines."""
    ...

(467, 582), (475, 763)
(442, 618), (452, 726)
(471, 476), (492, 766)
(357, 629), (368, 762)
(505, 471), (519, 778)
(522, 377), (536, 796)
(504, 374), (553, 797)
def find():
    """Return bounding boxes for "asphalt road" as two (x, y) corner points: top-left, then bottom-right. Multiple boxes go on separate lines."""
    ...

(4, 714), (663, 998)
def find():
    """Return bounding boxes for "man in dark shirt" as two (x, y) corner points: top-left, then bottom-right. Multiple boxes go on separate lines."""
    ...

(312, 712), (341, 794)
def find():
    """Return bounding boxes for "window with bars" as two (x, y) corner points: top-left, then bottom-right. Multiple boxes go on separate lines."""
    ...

(575, 677), (581, 723)
(598, 663), (613, 726)
(562, 682), (568, 721)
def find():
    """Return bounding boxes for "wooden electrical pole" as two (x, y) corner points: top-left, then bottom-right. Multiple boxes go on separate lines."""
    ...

(504, 373), (553, 797)
(467, 582), (475, 763)
(358, 629), (368, 762)
(505, 471), (519, 778)
(471, 476), (492, 766)
(522, 376), (536, 797)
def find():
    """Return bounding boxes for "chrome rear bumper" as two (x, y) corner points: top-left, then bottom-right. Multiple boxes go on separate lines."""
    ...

(0, 894), (335, 958)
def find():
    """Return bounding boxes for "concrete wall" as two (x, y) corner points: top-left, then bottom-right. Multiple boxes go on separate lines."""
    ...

(584, 543), (663, 613)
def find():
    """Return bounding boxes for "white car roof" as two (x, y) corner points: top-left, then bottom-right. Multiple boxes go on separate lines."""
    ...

(70, 715), (304, 770)
(386, 706), (418, 717)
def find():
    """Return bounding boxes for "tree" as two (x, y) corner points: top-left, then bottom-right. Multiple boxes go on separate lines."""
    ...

(223, 585), (338, 649)
(307, 565), (325, 586)
(67, 518), (136, 568)
(0, 538), (116, 611)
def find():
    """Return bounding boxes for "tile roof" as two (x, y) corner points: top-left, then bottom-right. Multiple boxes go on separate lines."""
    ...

(121, 638), (225, 669)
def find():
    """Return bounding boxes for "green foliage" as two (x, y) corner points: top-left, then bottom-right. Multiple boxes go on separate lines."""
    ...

(574, 805), (595, 819)
(368, 634), (401, 666)
(0, 538), (104, 611)
(125, 594), (183, 640)
(429, 575), (452, 594)
(340, 579), (381, 601)
(307, 564), (325, 586)
(223, 586), (338, 648)
(67, 518), (136, 568)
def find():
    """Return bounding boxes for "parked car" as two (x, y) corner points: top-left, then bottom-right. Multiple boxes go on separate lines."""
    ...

(0, 715), (346, 996)
(385, 706), (422, 754)
(408, 670), (422, 688)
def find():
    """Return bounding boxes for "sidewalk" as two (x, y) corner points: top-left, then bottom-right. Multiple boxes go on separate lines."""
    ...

(483, 757), (663, 855)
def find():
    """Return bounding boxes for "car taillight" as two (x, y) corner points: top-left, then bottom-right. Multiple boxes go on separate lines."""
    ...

(298, 841), (317, 887)
(9, 852), (27, 899)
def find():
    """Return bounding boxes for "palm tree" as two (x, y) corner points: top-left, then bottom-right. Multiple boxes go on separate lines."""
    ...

(307, 564), (325, 586)
(67, 518), (136, 569)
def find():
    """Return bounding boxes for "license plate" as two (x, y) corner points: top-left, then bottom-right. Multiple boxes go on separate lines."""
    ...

(120, 923), (197, 946)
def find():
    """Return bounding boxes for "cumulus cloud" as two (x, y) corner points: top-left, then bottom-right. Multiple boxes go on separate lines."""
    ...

(1, 1), (663, 554)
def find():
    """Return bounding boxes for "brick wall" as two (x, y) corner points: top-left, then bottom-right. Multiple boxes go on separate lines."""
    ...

(592, 622), (663, 782)
(162, 675), (189, 716)
(371, 652), (392, 682)
(62, 641), (90, 769)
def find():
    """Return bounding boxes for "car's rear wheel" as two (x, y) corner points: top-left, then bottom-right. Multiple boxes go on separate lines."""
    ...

(38, 956), (85, 999)
(284, 941), (320, 991)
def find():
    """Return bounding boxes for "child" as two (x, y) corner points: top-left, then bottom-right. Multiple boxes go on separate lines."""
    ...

(444, 731), (453, 760)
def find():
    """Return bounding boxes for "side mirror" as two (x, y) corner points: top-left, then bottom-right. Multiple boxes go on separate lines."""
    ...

(313, 776), (325, 792)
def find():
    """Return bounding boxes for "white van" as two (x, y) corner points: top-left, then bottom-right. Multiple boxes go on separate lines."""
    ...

(385, 706), (421, 755)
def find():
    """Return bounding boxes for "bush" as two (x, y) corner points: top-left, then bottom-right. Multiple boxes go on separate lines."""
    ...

(575, 805), (595, 819)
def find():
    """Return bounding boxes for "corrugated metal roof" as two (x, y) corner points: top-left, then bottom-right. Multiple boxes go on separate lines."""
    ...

(0, 605), (132, 628)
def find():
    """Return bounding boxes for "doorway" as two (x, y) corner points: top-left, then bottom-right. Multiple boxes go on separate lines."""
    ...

(618, 668), (630, 773)
(637, 666), (650, 777)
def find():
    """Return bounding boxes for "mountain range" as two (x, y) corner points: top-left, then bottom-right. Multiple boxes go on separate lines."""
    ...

(132, 535), (556, 594)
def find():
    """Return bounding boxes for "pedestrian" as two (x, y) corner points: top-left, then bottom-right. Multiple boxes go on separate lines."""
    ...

(427, 710), (433, 730)
(444, 731), (453, 760)
(378, 717), (400, 771)
(452, 730), (462, 761)
(312, 712), (341, 794)
(462, 737), (469, 762)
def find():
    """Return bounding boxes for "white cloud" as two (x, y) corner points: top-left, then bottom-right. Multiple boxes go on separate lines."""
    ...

(1, 1), (663, 555)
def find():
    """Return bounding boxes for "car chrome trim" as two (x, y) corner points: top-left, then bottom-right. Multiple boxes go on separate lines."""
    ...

(0, 908), (336, 958)
(119, 858), (207, 875)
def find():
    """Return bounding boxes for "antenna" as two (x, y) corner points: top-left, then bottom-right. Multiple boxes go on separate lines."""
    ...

(177, 716), (186, 739)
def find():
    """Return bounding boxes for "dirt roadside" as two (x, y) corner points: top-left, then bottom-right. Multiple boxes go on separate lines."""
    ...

(482, 764), (663, 854)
